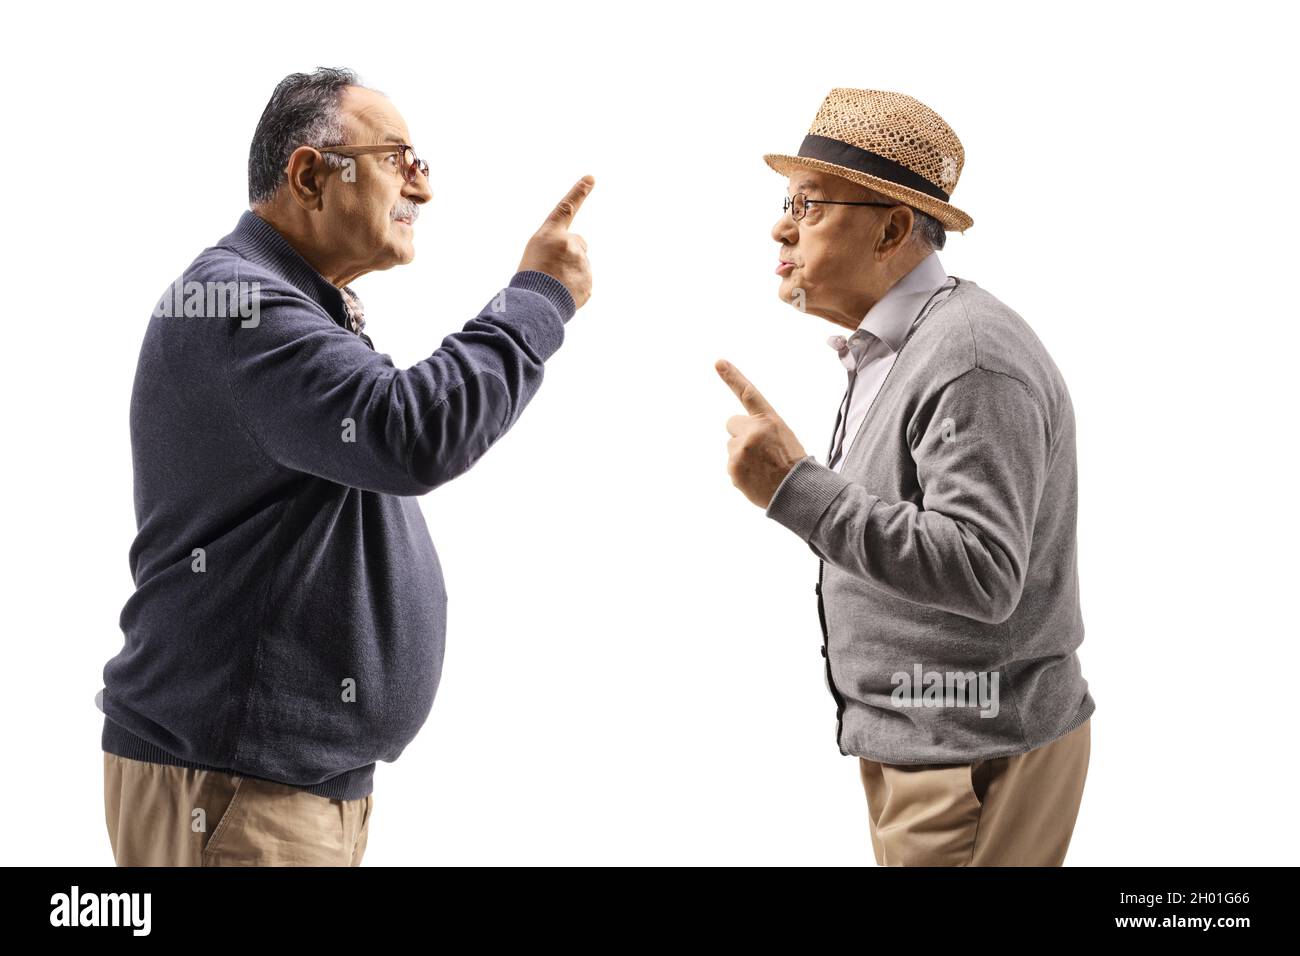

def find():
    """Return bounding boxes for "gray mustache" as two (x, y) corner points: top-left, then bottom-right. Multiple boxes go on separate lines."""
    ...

(391, 200), (420, 222)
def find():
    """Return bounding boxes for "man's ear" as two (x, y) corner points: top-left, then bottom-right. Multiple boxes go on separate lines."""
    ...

(876, 205), (915, 260)
(284, 146), (328, 210)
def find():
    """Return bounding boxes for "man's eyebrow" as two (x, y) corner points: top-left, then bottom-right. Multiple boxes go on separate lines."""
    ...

(795, 179), (819, 191)
(382, 133), (408, 144)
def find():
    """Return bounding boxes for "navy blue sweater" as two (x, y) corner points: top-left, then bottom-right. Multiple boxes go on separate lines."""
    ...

(100, 210), (574, 800)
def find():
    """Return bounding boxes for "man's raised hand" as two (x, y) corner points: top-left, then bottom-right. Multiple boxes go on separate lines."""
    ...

(518, 176), (595, 310)
(716, 359), (808, 509)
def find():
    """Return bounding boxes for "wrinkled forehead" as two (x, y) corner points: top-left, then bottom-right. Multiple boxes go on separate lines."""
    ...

(786, 167), (860, 196)
(338, 85), (412, 144)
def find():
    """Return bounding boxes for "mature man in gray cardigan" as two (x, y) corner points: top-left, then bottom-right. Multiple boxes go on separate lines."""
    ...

(718, 89), (1095, 866)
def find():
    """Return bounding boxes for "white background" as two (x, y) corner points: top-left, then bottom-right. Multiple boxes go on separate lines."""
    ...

(1, 0), (1296, 866)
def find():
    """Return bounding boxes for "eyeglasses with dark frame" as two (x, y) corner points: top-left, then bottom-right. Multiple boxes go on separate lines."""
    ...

(783, 192), (897, 222)
(317, 143), (430, 183)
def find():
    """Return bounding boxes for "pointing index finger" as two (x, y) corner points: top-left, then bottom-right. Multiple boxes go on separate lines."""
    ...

(545, 175), (595, 230)
(715, 359), (773, 416)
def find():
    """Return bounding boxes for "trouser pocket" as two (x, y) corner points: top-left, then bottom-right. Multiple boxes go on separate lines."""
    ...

(198, 775), (247, 861)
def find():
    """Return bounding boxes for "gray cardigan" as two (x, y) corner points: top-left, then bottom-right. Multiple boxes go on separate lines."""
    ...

(766, 277), (1095, 764)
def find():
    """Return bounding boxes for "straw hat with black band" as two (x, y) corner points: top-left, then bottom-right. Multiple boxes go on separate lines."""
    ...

(764, 88), (973, 233)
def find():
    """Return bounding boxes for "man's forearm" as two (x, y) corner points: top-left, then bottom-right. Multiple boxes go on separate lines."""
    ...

(764, 366), (1051, 625)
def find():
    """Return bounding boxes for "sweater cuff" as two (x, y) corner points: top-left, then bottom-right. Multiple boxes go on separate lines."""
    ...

(765, 455), (852, 541)
(509, 270), (577, 323)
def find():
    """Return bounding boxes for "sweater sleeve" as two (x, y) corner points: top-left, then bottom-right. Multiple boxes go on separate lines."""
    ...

(224, 269), (573, 496)
(764, 366), (1051, 624)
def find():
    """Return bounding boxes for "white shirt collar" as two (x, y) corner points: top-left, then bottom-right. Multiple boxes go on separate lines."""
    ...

(827, 251), (948, 363)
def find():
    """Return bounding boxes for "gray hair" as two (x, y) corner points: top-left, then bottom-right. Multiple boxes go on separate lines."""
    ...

(247, 67), (366, 206)
(910, 207), (947, 251)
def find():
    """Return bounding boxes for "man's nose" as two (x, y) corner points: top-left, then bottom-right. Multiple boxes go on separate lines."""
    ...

(772, 213), (797, 244)
(405, 174), (433, 204)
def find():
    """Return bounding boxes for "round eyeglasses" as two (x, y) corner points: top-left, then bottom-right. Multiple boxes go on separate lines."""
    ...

(318, 143), (430, 183)
(783, 192), (897, 222)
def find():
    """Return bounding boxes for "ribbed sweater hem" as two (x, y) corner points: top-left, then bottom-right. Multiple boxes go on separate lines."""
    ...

(845, 693), (1096, 766)
(101, 717), (374, 802)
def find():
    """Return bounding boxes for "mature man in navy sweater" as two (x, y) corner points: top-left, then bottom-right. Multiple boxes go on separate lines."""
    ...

(97, 67), (593, 865)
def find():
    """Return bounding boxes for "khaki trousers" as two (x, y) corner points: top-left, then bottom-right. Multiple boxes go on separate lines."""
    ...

(103, 753), (373, 866)
(858, 718), (1090, 866)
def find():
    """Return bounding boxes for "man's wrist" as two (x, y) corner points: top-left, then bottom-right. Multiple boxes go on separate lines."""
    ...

(764, 455), (852, 541)
(509, 270), (576, 323)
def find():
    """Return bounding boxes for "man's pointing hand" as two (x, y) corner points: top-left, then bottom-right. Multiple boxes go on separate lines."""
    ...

(716, 359), (808, 509)
(518, 175), (595, 309)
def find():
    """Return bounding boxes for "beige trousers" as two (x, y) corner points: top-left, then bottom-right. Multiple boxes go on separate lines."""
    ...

(858, 718), (1090, 866)
(103, 753), (373, 866)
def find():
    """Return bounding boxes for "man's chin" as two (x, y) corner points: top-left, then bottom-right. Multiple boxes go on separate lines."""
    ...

(382, 240), (415, 267)
(778, 277), (806, 308)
